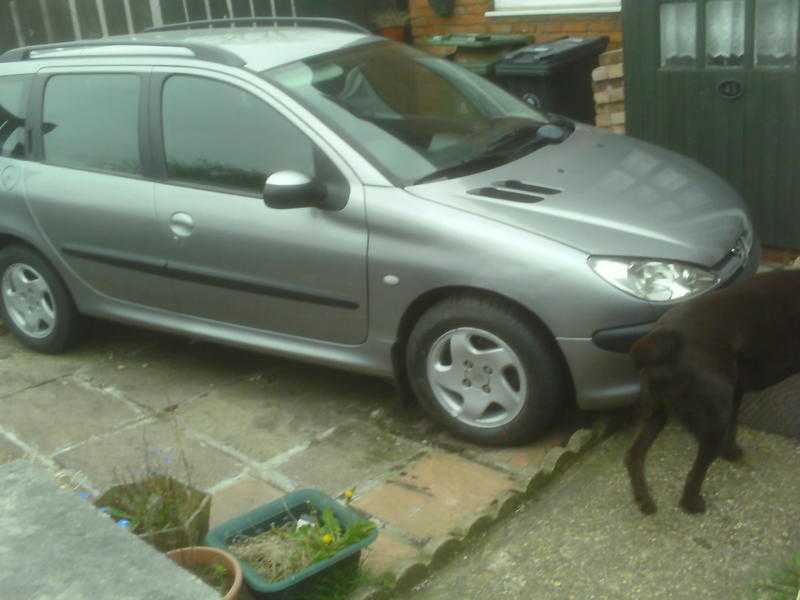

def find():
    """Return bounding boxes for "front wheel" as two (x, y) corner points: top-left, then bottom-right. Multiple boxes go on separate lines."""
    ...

(0, 245), (80, 354)
(406, 295), (567, 446)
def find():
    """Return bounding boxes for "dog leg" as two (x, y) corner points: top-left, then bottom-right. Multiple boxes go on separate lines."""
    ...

(625, 405), (668, 515)
(721, 385), (744, 462)
(679, 430), (724, 514)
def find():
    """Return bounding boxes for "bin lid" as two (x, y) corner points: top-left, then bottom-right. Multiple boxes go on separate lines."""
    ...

(495, 36), (609, 76)
(427, 33), (529, 49)
(459, 60), (496, 76)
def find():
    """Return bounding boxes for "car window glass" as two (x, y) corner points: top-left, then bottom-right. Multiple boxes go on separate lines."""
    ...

(162, 76), (316, 194)
(43, 74), (141, 175)
(0, 75), (30, 159)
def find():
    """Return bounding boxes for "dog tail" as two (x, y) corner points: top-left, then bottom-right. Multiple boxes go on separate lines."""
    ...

(631, 329), (683, 381)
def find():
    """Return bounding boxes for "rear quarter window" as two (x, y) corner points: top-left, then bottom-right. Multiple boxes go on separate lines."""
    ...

(0, 75), (31, 159)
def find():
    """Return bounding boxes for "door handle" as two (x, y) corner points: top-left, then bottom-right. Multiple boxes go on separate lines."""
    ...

(169, 212), (195, 238)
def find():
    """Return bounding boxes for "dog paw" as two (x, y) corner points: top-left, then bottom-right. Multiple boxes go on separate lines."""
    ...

(635, 495), (657, 515)
(679, 495), (706, 515)
(721, 444), (744, 462)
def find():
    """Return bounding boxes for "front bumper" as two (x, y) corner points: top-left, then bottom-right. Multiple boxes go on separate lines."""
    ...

(559, 237), (761, 411)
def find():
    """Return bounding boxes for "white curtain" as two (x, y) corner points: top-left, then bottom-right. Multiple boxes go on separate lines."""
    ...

(705, 0), (745, 62)
(755, 0), (799, 64)
(660, 2), (697, 66)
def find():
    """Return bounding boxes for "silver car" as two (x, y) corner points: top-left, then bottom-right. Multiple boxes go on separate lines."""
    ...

(0, 18), (758, 445)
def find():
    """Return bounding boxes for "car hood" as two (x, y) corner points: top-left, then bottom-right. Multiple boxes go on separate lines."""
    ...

(406, 126), (752, 267)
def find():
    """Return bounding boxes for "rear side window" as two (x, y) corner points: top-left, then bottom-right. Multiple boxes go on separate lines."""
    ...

(42, 74), (141, 175)
(0, 75), (30, 158)
(161, 75), (316, 194)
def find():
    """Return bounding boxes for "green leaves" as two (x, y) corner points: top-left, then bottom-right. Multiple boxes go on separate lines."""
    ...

(752, 552), (800, 600)
(229, 505), (376, 583)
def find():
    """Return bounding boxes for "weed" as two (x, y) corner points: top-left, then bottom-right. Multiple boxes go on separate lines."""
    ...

(753, 552), (800, 600)
(229, 504), (376, 583)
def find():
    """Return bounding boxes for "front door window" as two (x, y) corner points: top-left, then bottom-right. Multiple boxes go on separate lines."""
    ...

(706, 0), (746, 66)
(161, 75), (317, 195)
(755, 0), (799, 66)
(660, 2), (698, 67)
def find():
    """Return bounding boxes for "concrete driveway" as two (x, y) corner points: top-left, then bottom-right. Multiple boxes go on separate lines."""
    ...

(0, 318), (589, 587)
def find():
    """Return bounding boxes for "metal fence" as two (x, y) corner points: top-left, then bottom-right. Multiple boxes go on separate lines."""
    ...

(0, 0), (302, 51)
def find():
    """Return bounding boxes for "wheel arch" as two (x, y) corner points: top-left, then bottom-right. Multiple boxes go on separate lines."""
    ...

(391, 285), (575, 406)
(0, 232), (40, 254)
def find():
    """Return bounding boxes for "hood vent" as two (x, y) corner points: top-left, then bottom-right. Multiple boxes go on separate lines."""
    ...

(496, 180), (562, 195)
(468, 180), (562, 204)
(469, 187), (542, 203)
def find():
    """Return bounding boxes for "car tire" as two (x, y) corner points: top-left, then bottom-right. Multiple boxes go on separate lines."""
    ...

(406, 295), (566, 446)
(0, 245), (80, 354)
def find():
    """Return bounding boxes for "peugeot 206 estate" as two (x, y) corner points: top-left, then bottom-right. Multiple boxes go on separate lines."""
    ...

(0, 18), (758, 445)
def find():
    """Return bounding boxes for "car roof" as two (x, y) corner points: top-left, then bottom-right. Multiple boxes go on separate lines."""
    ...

(107, 27), (376, 72)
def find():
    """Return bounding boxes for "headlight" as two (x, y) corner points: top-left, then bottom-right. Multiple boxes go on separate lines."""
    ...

(588, 257), (718, 302)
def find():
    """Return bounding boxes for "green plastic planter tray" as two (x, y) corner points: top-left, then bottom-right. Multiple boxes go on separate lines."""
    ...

(204, 489), (378, 599)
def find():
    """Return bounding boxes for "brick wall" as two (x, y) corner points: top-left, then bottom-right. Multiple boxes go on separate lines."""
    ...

(592, 49), (625, 133)
(409, 0), (622, 53)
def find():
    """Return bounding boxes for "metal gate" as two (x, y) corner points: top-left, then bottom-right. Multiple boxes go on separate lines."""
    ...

(624, 0), (800, 248)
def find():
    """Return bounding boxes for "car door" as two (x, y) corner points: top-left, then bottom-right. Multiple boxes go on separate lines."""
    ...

(152, 69), (368, 344)
(23, 67), (174, 310)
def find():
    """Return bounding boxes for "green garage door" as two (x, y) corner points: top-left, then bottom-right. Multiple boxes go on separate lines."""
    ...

(624, 0), (800, 248)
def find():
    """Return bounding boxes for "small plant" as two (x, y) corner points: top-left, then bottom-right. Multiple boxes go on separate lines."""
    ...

(228, 503), (376, 583)
(100, 474), (204, 536)
(167, 547), (241, 599)
(184, 561), (232, 596)
(752, 551), (800, 600)
(94, 420), (211, 551)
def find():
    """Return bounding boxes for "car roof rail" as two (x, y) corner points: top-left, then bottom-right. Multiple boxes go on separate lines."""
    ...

(145, 16), (371, 35)
(0, 40), (246, 67)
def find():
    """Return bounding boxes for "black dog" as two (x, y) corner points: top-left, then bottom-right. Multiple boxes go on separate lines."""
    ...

(624, 269), (800, 515)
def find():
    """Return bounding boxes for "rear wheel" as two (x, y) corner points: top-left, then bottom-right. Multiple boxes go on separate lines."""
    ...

(406, 295), (567, 446)
(0, 245), (80, 354)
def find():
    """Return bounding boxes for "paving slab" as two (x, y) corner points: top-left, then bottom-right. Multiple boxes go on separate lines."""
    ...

(209, 475), (284, 528)
(0, 436), (24, 464)
(276, 420), (425, 495)
(55, 417), (245, 493)
(73, 338), (270, 413)
(436, 428), (572, 478)
(0, 460), (217, 600)
(177, 375), (390, 463)
(0, 335), (88, 398)
(405, 425), (800, 600)
(0, 377), (142, 455)
(354, 451), (521, 543)
(362, 529), (421, 577)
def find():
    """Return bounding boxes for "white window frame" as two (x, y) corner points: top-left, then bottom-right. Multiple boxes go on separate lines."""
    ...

(486, 0), (621, 17)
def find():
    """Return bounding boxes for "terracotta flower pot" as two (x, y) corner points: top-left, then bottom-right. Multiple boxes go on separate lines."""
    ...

(167, 547), (243, 600)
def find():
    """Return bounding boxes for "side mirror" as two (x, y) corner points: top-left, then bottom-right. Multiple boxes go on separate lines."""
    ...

(263, 171), (325, 210)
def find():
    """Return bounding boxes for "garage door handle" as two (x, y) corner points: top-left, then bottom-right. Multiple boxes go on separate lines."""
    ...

(169, 212), (195, 238)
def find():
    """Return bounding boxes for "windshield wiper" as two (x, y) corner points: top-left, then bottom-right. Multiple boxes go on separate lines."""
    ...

(412, 124), (570, 186)
(487, 123), (569, 153)
(412, 153), (513, 185)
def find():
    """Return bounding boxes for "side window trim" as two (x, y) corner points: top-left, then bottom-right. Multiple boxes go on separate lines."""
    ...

(28, 74), (46, 162)
(31, 70), (151, 180)
(148, 72), (168, 182)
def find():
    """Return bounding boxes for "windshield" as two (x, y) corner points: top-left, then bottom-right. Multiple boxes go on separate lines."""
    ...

(262, 41), (553, 186)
